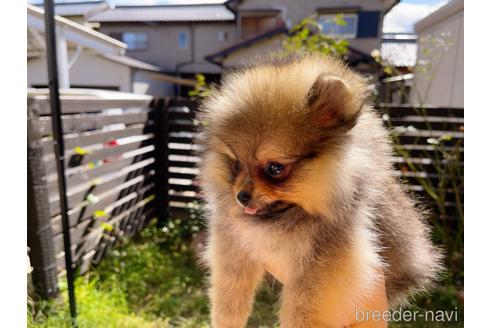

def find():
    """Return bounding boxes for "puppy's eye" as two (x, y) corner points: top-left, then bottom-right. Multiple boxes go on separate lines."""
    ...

(231, 160), (241, 175)
(265, 162), (285, 178)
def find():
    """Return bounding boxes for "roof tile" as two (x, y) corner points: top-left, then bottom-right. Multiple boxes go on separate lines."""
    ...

(89, 5), (235, 22)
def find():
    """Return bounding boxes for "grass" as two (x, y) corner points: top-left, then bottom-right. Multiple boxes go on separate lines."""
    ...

(28, 220), (209, 328)
(28, 276), (170, 328)
(28, 219), (463, 328)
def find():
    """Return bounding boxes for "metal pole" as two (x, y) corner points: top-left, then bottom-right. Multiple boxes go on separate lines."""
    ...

(42, 0), (77, 326)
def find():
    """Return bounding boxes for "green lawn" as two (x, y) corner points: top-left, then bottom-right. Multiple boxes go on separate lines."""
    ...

(28, 219), (463, 328)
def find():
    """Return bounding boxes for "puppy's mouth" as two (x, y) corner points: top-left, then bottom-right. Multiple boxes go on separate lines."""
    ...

(245, 201), (295, 219)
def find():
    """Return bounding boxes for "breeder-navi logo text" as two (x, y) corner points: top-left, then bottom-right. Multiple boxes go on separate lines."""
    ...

(355, 307), (459, 323)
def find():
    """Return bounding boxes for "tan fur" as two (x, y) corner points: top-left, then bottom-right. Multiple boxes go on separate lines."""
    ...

(197, 54), (443, 327)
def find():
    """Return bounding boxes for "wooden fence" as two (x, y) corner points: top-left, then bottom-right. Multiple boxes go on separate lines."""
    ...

(27, 90), (464, 298)
(28, 90), (160, 297)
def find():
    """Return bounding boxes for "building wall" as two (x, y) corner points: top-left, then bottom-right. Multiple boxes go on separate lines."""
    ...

(98, 22), (237, 74)
(96, 0), (392, 74)
(410, 0), (463, 107)
(236, 0), (386, 54)
(28, 53), (132, 91)
(237, 0), (385, 24)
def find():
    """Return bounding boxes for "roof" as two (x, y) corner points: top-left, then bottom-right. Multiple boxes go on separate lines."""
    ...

(415, 0), (463, 33)
(383, 0), (401, 15)
(36, 1), (107, 17)
(381, 33), (417, 67)
(27, 4), (126, 55)
(206, 25), (288, 64)
(89, 4), (235, 23)
(102, 54), (162, 71)
(101, 54), (197, 86)
(27, 4), (194, 86)
(206, 25), (375, 66)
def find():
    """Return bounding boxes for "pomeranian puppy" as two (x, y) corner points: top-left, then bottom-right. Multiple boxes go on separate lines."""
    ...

(197, 54), (442, 328)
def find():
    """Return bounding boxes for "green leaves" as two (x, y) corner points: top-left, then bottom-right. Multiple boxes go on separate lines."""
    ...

(333, 14), (347, 27)
(94, 209), (108, 219)
(100, 222), (113, 232)
(280, 15), (349, 58)
(188, 73), (212, 98)
(427, 134), (453, 145)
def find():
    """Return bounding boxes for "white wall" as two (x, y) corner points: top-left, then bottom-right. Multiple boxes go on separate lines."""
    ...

(410, 0), (463, 107)
(28, 52), (132, 91)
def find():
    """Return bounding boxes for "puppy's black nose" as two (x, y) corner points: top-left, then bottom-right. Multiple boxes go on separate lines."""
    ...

(236, 190), (251, 206)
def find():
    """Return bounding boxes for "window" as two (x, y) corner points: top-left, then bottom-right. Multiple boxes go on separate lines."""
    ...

(178, 31), (188, 49)
(240, 12), (281, 40)
(122, 32), (148, 50)
(318, 13), (358, 39)
(217, 31), (228, 42)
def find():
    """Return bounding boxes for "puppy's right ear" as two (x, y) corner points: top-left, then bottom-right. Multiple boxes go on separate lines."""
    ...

(305, 73), (363, 130)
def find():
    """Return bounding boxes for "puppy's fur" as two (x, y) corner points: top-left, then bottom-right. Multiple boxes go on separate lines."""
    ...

(197, 55), (442, 327)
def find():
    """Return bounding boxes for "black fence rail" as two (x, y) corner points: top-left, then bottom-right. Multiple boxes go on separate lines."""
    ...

(378, 104), (464, 221)
(166, 100), (201, 217)
(164, 100), (464, 222)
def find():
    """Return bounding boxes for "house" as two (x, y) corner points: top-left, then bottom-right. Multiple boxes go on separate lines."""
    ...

(209, 0), (398, 71)
(88, 0), (399, 82)
(90, 1), (237, 77)
(34, 0), (114, 26)
(377, 32), (417, 103)
(27, 4), (195, 96)
(380, 33), (417, 74)
(409, 0), (463, 107)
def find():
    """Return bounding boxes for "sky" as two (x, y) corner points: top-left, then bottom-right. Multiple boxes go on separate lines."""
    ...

(383, 0), (451, 33)
(29, 0), (451, 33)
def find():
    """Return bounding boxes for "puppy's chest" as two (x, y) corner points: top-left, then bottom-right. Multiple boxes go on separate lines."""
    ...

(232, 219), (313, 283)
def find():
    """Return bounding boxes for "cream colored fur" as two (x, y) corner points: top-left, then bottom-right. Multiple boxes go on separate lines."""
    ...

(197, 55), (443, 327)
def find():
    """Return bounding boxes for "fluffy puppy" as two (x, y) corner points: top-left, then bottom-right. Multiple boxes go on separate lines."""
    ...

(197, 55), (442, 328)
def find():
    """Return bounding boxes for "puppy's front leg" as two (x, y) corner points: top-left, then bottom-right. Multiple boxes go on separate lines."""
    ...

(279, 267), (388, 328)
(208, 226), (264, 328)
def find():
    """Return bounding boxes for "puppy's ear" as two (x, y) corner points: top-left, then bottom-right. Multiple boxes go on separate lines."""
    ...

(305, 73), (363, 130)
